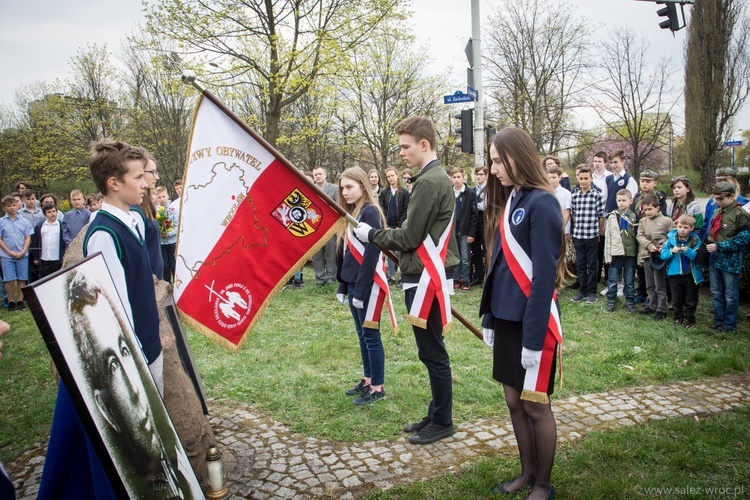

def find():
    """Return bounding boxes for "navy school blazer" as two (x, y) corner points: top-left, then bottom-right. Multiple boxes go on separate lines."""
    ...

(479, 187), (562, 351)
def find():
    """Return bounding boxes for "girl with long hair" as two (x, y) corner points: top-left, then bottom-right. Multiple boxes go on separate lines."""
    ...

(337, 167), (394, 405)
(368, 168), (382, 195)
(669, 176), (704, 230)
(479, 127), (565, 500)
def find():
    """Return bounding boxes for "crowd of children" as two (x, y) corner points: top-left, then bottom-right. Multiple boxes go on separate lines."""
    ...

(553, 153), (749, 334)
(0, 175), (182, 311)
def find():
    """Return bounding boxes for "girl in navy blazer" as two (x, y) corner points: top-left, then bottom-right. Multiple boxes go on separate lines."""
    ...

(337, 167), (389, 406)
(479, 128), (567, 500)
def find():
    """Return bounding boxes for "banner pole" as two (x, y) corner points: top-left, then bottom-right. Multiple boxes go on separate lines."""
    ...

(181, 73), (483, 341)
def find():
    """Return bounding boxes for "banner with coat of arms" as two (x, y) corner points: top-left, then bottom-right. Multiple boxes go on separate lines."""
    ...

(173, 93), (345, 352)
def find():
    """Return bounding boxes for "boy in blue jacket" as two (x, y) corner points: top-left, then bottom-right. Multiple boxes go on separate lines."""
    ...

(660, 214), (703, 328)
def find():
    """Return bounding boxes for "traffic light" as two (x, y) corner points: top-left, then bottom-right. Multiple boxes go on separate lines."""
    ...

(656, 2), (680, 32)
(454, 108), (473, 154)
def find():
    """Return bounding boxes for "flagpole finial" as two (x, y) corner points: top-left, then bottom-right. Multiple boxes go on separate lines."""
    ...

(181, 71), (205, 93)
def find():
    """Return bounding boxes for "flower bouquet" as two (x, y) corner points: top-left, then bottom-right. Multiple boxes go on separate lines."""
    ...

(156, 205), (173, 237)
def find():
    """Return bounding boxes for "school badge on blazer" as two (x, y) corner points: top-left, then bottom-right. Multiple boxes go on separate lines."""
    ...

(271, 188), (323, 237)
(512, 208), (525, 225)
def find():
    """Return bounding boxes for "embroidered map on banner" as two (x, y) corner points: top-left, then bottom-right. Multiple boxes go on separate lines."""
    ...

(174, 95), (344, 352)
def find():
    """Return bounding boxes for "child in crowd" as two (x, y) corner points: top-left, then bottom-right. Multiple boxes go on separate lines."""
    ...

(636, 194), (676, 321)
(65, 189), (92, 240)
(631, 170), (667, 304)
(668, 176), (703, 230)
(337, 166), (391, 406)
(570, 165), (606, 303)
(0, 195), (33, 310)
(450, 166), (477, 291)
(660, 214), (703, 328)
(705, 181), (750, 333)
(87, 193), (103, 212)
(31, 203), (71, 279)
(155, 186), (177, 283)
(547, 166), (571, 236)
(40, 194), (64, 223)
(604, 189), (638, 313)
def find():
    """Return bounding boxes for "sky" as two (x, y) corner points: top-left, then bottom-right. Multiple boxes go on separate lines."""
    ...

(1, 0), (746, 137)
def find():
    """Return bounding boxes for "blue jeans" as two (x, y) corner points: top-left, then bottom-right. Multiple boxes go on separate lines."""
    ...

(606, 256), (636, 302)
(455, 234), (471, 282)
(709, 255), (740, 330)
(348, 288), (385, 386)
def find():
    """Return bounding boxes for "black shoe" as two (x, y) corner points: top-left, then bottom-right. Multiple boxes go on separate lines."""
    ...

(570, 292), (584, 303)
(684, 322), (695, 329)
(709, 323), (723, 332)
(626, 303), (636, 313)
(468, 278), (483, 287)
(15, 300), (25, 311)
(653, 312), (665, 321)
(293, 280), (302, 291)
(639, 307), (654, 315)
(674, 319), (683, 326)
(402, 416), (430, 433)
(491, 477), (535, 494)
(606, 301), (615, 312)
(353, 388), (385, 406)
(345, 379), (369, 397)
(408, 422), (455, 445)
(567, 281), (581, 289)
(6, 302), (15, 312)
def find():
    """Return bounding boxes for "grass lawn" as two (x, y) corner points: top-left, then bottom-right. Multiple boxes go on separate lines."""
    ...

(367, 407), (750, 499)
(1, 267), (749, 466)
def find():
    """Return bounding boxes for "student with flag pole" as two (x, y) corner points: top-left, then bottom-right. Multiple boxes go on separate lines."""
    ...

(479, 127), (565, 500)
(353, 116), (459, 446)
(337, 167), (397, 406)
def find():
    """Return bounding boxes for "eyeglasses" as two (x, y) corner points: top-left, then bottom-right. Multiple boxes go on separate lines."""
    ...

(144, 169), (159, 177)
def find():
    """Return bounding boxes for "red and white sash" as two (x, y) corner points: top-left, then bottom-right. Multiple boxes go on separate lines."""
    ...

(346, 229), (398, 332)
(500, 194), (562, 404)
(407, 214), (455, 334)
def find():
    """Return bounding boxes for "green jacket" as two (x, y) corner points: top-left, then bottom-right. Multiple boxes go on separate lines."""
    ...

(370, 159), (459, 276)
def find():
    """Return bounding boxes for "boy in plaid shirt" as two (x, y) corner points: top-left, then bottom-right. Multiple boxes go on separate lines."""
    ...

(706, 181), (750, 333)
(570, 165), (606, 303)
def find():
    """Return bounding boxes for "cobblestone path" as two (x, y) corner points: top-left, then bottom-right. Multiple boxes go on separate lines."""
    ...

(9, 372), (750, 499)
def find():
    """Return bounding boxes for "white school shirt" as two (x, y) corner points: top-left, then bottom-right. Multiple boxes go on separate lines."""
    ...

(40, 220), (61, 261)
(86, 202), (144, 329)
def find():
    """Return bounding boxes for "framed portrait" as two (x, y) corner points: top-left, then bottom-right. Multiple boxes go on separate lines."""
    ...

(24, 253), (205, 499)
(165, 299), (209, 415)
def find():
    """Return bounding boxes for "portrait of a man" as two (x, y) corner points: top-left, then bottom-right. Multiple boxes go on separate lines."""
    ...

(26, 254), (203, 498)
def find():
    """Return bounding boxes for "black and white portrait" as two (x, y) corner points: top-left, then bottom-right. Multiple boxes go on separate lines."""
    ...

(26, 254), (204, 499)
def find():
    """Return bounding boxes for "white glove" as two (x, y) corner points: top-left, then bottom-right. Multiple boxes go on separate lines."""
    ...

(482, 328), (494, 348)
(521, 347), (542, 370)
(352, 222), (373, 242)
(352, 298), (364, 309)
(336, 293), (346, 304)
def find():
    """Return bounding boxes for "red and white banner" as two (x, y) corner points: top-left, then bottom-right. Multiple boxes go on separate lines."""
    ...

(174, 94), (344, 351)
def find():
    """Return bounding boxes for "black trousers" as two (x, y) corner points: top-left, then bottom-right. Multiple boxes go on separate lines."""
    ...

(669, 273), (698, 323)
(39, 259), (62, 279)
(574, 237), (599, 295)
(404, 288), (453, 425)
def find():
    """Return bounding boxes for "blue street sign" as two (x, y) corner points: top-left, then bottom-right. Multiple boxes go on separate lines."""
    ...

(444, 91), (474, 104)
(467, 86), (478, 100)
(725, 140), (743, 147)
